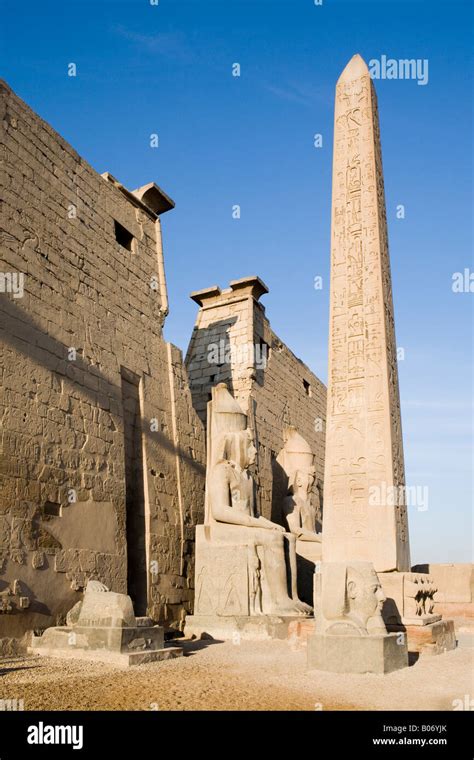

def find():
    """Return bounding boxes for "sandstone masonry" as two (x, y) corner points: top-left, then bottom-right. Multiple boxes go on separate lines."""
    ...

(0, 80), (205, 648)
(185, 277), (327, 524)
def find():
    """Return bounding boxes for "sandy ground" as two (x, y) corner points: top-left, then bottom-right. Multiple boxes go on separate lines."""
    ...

(0, 637), (472, 712)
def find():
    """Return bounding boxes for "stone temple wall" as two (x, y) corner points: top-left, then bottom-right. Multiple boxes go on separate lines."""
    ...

(0, 80), (205, 649)
(185, 277), (327, 525)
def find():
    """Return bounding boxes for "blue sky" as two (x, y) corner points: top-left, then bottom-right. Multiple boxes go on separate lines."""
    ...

(1, 0), (472, 563)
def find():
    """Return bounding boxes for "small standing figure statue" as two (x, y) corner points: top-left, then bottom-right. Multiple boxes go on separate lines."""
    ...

(247, 542), (262, 615)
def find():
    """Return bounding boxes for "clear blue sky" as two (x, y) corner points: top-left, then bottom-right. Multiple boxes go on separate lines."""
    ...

(1, 0), (472, 564)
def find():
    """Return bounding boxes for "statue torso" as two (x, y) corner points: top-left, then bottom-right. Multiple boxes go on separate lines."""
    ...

(229, 463), (254, 515)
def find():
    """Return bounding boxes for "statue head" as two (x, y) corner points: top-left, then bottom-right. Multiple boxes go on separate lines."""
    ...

(208, 383), (253, 468)
(289, 467), (316, 497)
(317, 561), (387, 636)
(217, 429), (257, 469)
(346, 563), (386, 634)
(277, 427), (315, 499)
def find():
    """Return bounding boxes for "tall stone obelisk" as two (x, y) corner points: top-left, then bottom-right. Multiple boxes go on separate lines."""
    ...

(323, 54), (410, 572)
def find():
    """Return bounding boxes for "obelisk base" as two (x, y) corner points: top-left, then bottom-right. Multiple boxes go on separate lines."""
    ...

(386, 619), (456, 656)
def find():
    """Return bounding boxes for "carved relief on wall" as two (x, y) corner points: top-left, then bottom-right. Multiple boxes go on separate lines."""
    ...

(0, 579), (30, 614)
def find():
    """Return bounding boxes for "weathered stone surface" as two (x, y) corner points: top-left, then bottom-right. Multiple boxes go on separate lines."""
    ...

(186, 277), (326, 527)
(308, 632), (407, 674)
(380, 571), (440, 626)
(386, 619), (456, 656)
(29, 584), (179, 666)
(307, 560), (408, 673)
(185, 384), (310, 639)
(277, 427), (321, 542)
(434, 602), (474, 619)
(76, 584), (136, 628)
(31, 623), (164, 654)
(322, 54), (410, 573)
(277, 428), (322, 604)
(185, 614), (303, 641)
(0, 78), (206, 643)
(29, 641), (182, 668)
(314, 561), (388, 636)
(412, 563), (474, 604)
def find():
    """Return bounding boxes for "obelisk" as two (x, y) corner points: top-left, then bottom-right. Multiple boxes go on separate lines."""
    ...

(323, 54), (410, 572)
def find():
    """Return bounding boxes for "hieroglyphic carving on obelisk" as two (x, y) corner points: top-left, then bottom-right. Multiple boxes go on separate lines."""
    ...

(322, 54), (410, 572)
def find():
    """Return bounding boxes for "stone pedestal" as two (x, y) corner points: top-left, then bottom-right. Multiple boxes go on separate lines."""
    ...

(378, 571), (456, 655)
(308, 632), (408, 674)
(288, 618), (316, 643)
(186, 385), (312, 640)
(387, 619), (456, 656)
(29, 623), (182, 666)
(184, 614), (303, 641)
(187, 519), (311, 639)
(28, 581), (182, 667)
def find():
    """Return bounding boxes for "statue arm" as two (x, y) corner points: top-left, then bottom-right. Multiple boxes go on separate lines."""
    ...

(282, 498), (322, 541)
(296, 530), (322, 542)
(282, 497), (300, 535)
(281, 497), (310, 538)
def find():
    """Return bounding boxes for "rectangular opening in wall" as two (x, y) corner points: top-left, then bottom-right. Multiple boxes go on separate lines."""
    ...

(43, 501), (61, 517)
(120, 367), (148, 616)
(114, 220), (134, 251)
(303, 379), (312, 397)
(259, 339), (270, 366)
(254, 338), (270, 386)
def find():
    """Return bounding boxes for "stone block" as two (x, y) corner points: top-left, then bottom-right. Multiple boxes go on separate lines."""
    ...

(28, 584), (177, 666)
(307, 632), (408, 674)
(380, 571), (439, 626)
(184, 614), (303, 641)
(387, 619), (457, 656)
(0, 80), (206, 644)
(412, 564), (474, 604)
(77, 589), (136, 628)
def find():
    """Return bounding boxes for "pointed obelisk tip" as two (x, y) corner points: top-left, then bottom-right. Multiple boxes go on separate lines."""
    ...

(338, 54), (369, 82)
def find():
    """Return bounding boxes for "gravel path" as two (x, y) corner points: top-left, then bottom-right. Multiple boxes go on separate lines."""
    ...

(0, 639), (472, 711)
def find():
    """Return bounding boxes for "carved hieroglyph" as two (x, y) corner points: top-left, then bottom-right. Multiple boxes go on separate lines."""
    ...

(323, 54), (410, 572)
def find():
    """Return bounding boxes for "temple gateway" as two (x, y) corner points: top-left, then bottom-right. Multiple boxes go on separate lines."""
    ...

(0, 55), (470, 673)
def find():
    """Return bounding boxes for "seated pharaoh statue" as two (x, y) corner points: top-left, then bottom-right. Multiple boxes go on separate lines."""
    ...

(185, 383), (311, 638)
